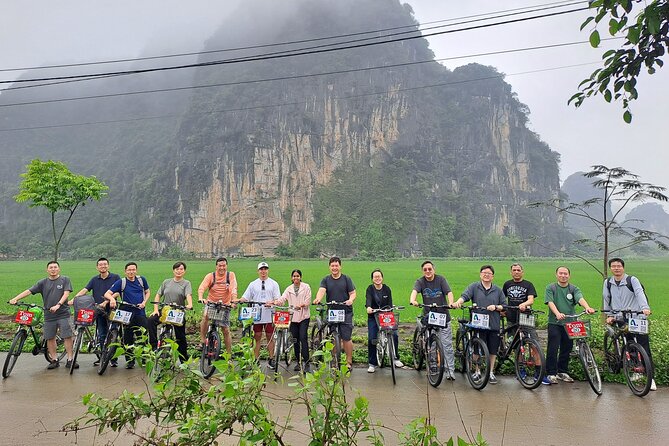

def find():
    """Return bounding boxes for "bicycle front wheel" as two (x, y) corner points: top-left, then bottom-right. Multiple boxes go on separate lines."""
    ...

(465, 336), (490, 391)
(603, 330), (622, 373)
(515, 337), (545, 390)
(283, 330), (293, 367)
(310, 325), (324, 365)
(411, 326), (424, 371)
(426, 332), (444, 388)
(272, 332), (283, 374)
(98, 327), (119, 376)
(69, 327), (84, 375)
(376, 333), (387, 368)
(3, 329), (28, 378)
(200, 329), (221, 379)
(388, 333), (397, 385)
(623, 341), (653, 397)
(578, 342), (602, 396)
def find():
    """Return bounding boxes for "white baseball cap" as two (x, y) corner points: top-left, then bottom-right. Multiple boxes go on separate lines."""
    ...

(257, 261), (269, 269)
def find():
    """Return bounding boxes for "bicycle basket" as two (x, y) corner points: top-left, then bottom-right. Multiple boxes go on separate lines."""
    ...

(376, 312), (398, 330)
(160, 305), (186, 326)
(519, 312), (535, 328)
(73, 295), (96, 325)
(15, 309), (39, 326)
(273, 311), (291, 329)
(206, 305), (230, 323)
(564, 320), (590, 339)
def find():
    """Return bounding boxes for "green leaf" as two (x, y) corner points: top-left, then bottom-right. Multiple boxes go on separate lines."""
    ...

(627, 25), (640, 44)
(580, 16), (595, 31)
(645, 6), (660, 35)
(608, 18), (619, 34)
(604, 89), (612, 102)
(623, 110), (632, 123)
(589, 30), (601, 47)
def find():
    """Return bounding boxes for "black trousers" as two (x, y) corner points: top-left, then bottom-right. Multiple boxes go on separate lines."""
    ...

(290, 318), (310, 364)
(546, 323), (573, 375)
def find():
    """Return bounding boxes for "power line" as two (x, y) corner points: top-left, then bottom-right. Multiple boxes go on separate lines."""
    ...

(0, 37), (621, 108)
(0, 6), (588, 86)
(0, 1), (584, 74)
(0, 61), (600, 133)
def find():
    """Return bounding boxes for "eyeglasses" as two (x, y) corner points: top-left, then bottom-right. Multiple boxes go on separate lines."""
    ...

(480, 272), (493, 276)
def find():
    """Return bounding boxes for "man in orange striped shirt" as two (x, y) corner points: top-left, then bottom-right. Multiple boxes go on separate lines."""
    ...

(198, 257), (238, 354)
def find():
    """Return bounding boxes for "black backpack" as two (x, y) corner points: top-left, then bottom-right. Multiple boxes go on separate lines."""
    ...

(209, 271), (230, 289)
(605, 275), (647, 307)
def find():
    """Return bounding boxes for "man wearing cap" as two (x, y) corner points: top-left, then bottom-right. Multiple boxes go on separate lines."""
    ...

(240, 262), (281, 366)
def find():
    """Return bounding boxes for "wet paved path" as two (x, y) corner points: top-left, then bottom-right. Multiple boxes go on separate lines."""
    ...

(1, 354), (667, 445)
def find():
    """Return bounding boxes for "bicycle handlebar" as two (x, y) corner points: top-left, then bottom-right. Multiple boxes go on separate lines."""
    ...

(608, 309), (647, 316)
(415, 303), (452, 309)
(369, 305), (405, 313)
(501, 304), (546, 315)
(8, 301), (46, 311)
(156, 302), (190, 311)
(562, 309), (599, 318)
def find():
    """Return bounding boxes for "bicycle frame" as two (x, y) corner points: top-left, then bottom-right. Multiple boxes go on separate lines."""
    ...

(370, 306), (404, 385)
(562, 310), (602, 396)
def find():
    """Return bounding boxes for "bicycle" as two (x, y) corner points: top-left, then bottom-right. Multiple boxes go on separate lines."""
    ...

(370, 305), (404, 385)
(97, 301), (143, 375)
(200, 301), (232, 378)
(412, 303), (451, 388)
(3, 302), (67, 378)
(237, 300), (264, 339)
(562, 310), (602, 396)
(495, 305), (546, 390)
(70, 304), (102, 375)
(152, 302), (189, 379)
(603, 309), (653, 397)
(453, 305), (491, 390)
(269, 305), (296, 374)
(310, 302), (350, 370)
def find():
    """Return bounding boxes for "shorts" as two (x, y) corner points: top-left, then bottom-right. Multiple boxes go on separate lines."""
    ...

(338, 322), (353, 342)
(44, 317), (73, 340)
(253, 322), (274, 336)
(476, 329), (501, 356)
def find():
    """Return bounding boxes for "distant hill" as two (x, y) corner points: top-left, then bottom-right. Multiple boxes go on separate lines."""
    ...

(626, 203), (669, 235)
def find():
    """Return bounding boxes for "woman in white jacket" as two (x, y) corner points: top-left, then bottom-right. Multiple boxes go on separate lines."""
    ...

(274, 269), (312, 372)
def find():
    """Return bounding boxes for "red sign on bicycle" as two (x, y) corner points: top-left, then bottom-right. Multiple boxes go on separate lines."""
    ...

(76, 309), (96, 324)
(378, 313), (396, 329)
(273, 311), (291, 328)
(15, 310), (34, 326)
(565, 321), (587, 338)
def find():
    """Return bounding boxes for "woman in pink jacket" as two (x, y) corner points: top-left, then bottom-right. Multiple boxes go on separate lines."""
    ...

(273, 269), (312, 372)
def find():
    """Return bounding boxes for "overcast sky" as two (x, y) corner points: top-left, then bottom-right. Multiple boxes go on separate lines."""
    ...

(1, 0), (667, 193)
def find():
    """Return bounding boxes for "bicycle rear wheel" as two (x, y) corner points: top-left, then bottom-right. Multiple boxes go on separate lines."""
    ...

(578, 342), (602, 396)
(426, 332), (444, 388)
(603, 330), (622, 373)
(388, 333), (397, 385)
(515, 337), (544, 390)
(3, 329), (28, 378)
(98, 327), (119, 375)
(623, 341), (653, 397)
(283, 330), (293, 367)
(411, 326), (424, 371)
(465, 336), (490, 390)
(200, 329), (221, 379)
(376, 333), (387, 368)
(69, 327), (84, 375)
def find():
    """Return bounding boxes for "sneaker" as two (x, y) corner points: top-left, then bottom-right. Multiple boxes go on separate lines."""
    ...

(471, 371), (481, 381)
(557, 372), (574, 383)
(631, 372), (643, 382)
(93, 359), (100, 366)
(367, 364), (376, 373)
(651, 379), (657, 391)
(47, 360), (60, 370)
(489, 373), (497, 384)
(268, 358), (276, 368)
(541, 376), (552, 385)
(394, 359), (404, 368)
(65, 360), (79, 369)
(125, 361), (135, 369)
(446, 371), (455, 381)
(293, 364), (301, 372)
(518, 369), (527, 380)
(110, 360), (118, 368)
(303, 363), (311, 373)
(547, 374), (559, 384)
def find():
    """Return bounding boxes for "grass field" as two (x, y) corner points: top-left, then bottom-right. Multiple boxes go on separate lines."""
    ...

(1, 257), (667, 320)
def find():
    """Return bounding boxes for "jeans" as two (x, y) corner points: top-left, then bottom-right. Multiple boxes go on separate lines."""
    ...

(96, 309), (109, 346)
(367, 316), (399, 366)
(123, 312), (149, 364)
(546, 323), (573, 375)
(289, 318), (310, 364)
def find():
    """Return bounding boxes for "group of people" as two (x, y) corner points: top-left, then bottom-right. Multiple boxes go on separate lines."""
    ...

(9, 256), (654, 391)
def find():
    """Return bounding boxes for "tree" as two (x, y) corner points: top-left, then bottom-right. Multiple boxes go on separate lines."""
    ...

(569, 0), (669, 122)
(15, 159), (108, 260)
(532, 165), (668, 278)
